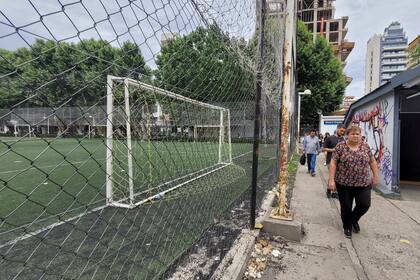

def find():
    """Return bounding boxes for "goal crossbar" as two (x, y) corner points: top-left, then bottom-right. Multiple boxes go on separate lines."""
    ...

(107, 75), (226, 111)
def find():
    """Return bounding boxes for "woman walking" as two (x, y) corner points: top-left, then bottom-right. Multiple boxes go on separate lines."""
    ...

(328, 126), (379, 238)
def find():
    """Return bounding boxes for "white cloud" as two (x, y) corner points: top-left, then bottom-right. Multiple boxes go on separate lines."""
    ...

(0, 0), (209, 68)
(0, 0), (256, 70)
(335, 0), (420, 98)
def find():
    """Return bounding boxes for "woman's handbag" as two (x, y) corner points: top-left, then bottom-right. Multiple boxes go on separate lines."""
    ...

(299, 153), (306, 165)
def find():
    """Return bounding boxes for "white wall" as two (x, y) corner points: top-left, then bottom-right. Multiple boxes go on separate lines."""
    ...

(365, 34), (381, 95)
(351, 94), (395, 191)
(320, 115), (345, 136)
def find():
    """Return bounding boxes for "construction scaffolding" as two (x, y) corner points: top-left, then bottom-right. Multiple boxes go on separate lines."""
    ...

(297, 0), (354, 70)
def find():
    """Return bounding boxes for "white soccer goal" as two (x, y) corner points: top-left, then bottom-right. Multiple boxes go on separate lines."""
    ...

(9, 120), (35, 138)
(105, 75), (232, 209)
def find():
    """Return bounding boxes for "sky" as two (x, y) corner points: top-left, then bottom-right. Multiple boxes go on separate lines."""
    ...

(1, 0), (419, 100)
(334, 0), (420, 98)
(0, 0), (255, 69)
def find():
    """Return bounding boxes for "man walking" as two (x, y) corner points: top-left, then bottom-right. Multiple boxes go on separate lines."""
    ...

(303, 129), (320, 177)
(323, 123), (346, 198)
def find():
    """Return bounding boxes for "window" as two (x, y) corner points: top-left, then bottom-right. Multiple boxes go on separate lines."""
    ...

(330, 22), (339, 32)
(329, 32), (338, 43)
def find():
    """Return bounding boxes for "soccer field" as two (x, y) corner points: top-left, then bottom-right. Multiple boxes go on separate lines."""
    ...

(0, 136), (277, 279)
(0, 137), (252, 242)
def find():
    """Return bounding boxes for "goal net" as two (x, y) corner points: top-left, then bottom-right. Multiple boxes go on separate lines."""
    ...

(105, 76), (232, 208)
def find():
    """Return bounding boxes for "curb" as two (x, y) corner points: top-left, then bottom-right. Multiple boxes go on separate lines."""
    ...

(210, 229), (259, 280)
(211, 188), (277, 280)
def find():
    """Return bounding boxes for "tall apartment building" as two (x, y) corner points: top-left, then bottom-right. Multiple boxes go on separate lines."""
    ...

(297, 0), (354, 67)
(365, 22), (408, 94)
(365, 34), (382, 94)
(381, 22), (408, 84)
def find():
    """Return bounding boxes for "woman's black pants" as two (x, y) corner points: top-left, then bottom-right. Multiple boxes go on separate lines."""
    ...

(336, 184), (371, 230)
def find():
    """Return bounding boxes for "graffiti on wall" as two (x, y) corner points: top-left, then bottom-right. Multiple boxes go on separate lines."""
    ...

(381, 147), (393, 185)
(352, 99), (394, 186)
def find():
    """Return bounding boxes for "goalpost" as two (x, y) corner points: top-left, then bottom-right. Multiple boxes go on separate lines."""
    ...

(9, 120), (35, 138)
(105, 75), (232, 209)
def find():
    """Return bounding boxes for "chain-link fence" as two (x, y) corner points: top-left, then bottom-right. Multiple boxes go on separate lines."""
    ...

(0, 0), (294, 279)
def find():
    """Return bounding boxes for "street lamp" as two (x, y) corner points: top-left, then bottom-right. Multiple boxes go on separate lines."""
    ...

(297, 89), (311, 138)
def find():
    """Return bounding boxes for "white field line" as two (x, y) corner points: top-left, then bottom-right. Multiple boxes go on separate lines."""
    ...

(0, 160), (208, 238)
(0, 200), (104, 236)
(131, 163), (232, 208)
(114, 161), (234, 205)
(0, 146), (227, 175)
(232, 150), (252, 160)
(0, 158), (106, 175)
(111, 162), (232, 208)
(0, 204), (107, 249)
(111, 149), (252, 205)
(0, 150), (252, 248)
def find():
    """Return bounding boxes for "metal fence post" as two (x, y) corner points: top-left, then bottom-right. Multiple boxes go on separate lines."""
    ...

(250, 0), (266, 229)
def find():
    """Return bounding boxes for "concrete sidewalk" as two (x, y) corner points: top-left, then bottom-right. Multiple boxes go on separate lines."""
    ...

(261, 156), (420, 280)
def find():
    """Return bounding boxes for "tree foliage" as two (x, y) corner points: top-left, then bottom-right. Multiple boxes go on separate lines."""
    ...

(296, 21), (346, 129)
(409, 45), (420, 67)
(0, 39), (150, 108)
(155, 24), (254, 103)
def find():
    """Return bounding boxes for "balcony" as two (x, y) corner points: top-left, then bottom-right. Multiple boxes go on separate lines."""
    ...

(381, 74), (396, 81)
(382, 52), (408, 59)
(382, 68), (406, 73)
(383, 45), (407, 51)
(382, 60), (407, 66)
(332, 41), (355, 62)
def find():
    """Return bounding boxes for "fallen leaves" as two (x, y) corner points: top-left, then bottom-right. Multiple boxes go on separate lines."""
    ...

(244, 238), (283, 279)
(399, 239), (411, 245)
(271, 249), (281, 257)
(254, 223), (264, 229)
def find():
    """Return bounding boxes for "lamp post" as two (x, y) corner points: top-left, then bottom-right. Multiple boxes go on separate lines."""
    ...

(297, 89), (311, 138)
(43, 115), (50, 135)
(317, 109), (322, 134)
(89, 115), (95, 139)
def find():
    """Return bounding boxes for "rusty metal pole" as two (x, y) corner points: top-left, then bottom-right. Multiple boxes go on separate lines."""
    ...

(250, 0), (266, 229)
(271, 0), (296, 220)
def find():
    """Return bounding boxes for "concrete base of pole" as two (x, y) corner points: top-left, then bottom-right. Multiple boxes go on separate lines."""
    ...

(262, 207), (303, 242)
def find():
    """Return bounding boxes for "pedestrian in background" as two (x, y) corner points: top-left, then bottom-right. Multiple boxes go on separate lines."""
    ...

(328, 126), (379, 239)
(303, 129), (320, 177)
(319, 133), (324, 147)
(323, 132), (331, 166)
(323, 123), (346, 198)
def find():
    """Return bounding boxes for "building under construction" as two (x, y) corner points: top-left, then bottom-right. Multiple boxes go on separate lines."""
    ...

(298, 0), (354, 68)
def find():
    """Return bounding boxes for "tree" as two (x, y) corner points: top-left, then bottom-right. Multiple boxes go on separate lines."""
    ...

(296, 21), (346, 129)
(155, 24), (254, 103)
(0, 39), (151, 108)
(409, 45), (420, 67)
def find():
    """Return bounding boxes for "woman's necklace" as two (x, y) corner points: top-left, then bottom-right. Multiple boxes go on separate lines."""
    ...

(346, 141), (359, 151)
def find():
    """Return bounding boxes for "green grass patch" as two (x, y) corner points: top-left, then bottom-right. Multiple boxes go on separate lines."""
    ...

(287, 153), (299, 183)
(0, 137), (254, 242)
(0, 137), (278, 279)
